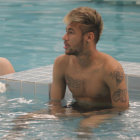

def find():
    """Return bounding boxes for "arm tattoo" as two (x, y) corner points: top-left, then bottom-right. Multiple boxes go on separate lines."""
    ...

(112, 89), (127, 103)
(65, 75), (83, 88)
(110, 68), (124, 85)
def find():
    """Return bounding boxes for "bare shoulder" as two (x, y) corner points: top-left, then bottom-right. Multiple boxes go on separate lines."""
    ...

(53, 54), (70, 74)
(54, 54), (69, 63)
(54, 54), (70, 67)
(0, 57), (13, 68)
(0, 57), (15, 75)
(101, 53), (124, 74)
(0, 57), (10, 65)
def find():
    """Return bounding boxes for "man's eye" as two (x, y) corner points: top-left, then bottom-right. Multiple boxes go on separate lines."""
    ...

(68, 31), (74, 34)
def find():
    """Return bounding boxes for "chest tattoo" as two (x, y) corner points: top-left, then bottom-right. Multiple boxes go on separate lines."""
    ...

(65, 75), (83, 88)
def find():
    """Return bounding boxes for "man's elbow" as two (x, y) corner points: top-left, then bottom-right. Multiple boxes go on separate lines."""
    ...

(120, 104), (129, 111)
(113, 102), (129, 111)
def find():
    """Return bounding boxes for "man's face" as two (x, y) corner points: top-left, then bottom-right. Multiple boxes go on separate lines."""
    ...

(62, 22), (85, 55)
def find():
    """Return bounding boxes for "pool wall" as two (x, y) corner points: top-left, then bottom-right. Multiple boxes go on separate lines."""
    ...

(0, 61), (140, 102)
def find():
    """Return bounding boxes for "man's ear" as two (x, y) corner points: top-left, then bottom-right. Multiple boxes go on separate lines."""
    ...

(87, 32), (95, 42)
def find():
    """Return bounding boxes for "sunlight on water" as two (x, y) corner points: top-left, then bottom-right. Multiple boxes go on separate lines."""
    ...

(8, 98), (33, 104)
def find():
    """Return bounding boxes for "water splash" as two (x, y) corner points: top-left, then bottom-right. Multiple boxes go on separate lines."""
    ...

(8, 98), (33, 104)
(0, 82), (6, 93)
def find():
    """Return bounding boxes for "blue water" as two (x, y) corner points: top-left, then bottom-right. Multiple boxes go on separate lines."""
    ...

(0, 0), (140, 72)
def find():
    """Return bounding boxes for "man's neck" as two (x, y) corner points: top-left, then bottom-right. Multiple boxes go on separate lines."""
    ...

(76, 48), (99, 68)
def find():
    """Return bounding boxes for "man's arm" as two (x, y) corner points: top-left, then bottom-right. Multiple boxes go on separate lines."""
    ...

(50, 55), (67, 114)
(105, 62), (129, 109)
(79, 63), (129, 129)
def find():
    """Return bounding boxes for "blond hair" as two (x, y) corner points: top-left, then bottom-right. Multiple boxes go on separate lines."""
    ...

(64, 7), (103, 44)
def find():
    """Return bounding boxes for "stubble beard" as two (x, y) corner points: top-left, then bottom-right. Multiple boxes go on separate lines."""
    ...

(65, 38), (84, 56)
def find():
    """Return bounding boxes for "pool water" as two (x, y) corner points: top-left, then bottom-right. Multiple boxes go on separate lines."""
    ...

(0, 0), (140, 72)
(0, 89), (140, 140)
(0, 0), (140, 140)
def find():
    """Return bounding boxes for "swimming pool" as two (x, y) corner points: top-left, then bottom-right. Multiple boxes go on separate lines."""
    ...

(0, 0), (140, 139)
(0, 0), (140, 72)
(0, 87), (140, 139)
(0, 62), (140, 139)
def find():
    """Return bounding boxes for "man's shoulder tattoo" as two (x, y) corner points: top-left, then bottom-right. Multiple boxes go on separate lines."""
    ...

(109, 66), (124, 85)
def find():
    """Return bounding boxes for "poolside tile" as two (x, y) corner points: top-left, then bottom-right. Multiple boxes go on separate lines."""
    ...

(0, 79), (6, 84)
(0, 62), (140, 99)
(21, 81), (35, 99)
(128, 75), (140, 90)
(37, 79), (52, 84)
(125, 74), (128, 90)
(35, 83), (51, 102)
(5, 80), (21, 99)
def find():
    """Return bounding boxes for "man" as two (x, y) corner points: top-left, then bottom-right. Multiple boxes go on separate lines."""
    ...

(0, 57), (15, 76)
(50, 7), (129, 125)
(12, 7), (129, 133)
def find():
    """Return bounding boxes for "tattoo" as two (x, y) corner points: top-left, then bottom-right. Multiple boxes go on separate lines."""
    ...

(110, 67), (124, 85)
(112, 89), (127, 103)
(65, 75), (83, 88)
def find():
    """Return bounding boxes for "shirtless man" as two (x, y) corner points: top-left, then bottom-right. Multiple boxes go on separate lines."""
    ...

(0, 57), (15, 76)
(12, 7), (129, 135)
(50, 7), (129, 123)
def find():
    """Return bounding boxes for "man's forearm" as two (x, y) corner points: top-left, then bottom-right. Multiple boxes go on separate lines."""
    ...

(49, 100), (65, 115)
(80, 107), (129, 128)
(82, 106), (129, 117)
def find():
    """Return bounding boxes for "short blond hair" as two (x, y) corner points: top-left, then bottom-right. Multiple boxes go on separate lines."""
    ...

(64, 7), (103, 44)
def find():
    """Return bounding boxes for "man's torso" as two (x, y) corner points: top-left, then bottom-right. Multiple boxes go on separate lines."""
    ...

(64, 54), (112, 109)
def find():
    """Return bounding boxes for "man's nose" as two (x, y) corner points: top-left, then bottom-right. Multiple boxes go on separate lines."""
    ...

(62, 33), (68, 41)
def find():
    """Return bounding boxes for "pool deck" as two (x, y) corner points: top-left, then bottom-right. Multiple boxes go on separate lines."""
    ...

(0, 61), (140, 100)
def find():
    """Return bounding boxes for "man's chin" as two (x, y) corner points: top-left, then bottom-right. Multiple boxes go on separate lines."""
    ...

(65, 50), (71, 55)
(65, 52), (71, 55)
(65, 50), (78, 55)
(65, 52), (76, 55)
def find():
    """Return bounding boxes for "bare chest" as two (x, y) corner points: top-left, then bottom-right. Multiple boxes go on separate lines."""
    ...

(65, 70), (109, 101)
